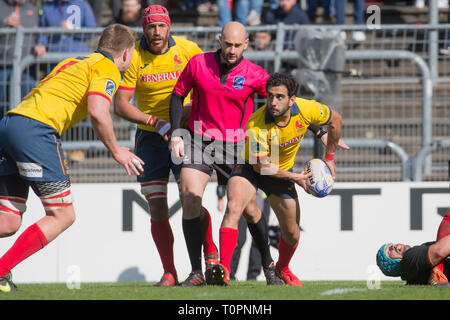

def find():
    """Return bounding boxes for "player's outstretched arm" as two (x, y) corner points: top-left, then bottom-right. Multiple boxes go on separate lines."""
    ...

(308, 124), (350, 150)
(114, 89), (170, 141)
(428, 234), (450, 266)
(323, 110), (342, 178)
(88, 94), (144, 176)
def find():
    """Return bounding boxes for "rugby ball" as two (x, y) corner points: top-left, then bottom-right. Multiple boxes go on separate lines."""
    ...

(304, 158), (334, 198)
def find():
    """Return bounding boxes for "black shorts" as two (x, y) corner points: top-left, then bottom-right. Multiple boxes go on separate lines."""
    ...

(232, 163), (298, 199)
(182, 130), (245, 182)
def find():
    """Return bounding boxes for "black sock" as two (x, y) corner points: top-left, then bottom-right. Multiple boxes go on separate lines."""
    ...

(247, 217), (273, 269)
(182, 217), (203, 273)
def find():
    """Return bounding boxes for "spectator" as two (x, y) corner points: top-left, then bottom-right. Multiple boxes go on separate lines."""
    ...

(307, 0), (367, 42)
(37, 0), (97, 53)
(0, 0), (42, 118)
(108, 0), (143, 27)
(110, 0), (150, 18)
(246, 0), (263, 25)
(218, 0), (250, 27)
(87, 0), (105, 26)
(263, 0), (310, 26)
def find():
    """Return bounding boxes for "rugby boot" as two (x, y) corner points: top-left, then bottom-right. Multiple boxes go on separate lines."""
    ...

(211, 263), (230, 286)
(154, 271), (178, 287)
(263, 262), (284, 286)
(0, 272), (18, 292)
(276, 266), (303, 287)
(180, 271), (206, 287)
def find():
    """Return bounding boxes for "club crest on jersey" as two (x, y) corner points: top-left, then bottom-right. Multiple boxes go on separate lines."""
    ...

(104, 80), (115, 97)
(233, 76), (245, 89)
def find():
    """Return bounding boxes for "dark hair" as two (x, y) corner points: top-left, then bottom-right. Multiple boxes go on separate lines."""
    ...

(266, 73), (299, 97)
(97, 24), (137, 56)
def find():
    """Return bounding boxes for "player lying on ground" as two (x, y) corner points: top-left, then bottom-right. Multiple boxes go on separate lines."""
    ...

(376, 212), (450, 285)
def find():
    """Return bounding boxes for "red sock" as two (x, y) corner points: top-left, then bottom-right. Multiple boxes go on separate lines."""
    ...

(151, 218), (177, 277)
(276, 236), (298, 272)
(201, 207), (217, 256)
(0, 223), (48, 277)
(435, 212), (450, 272)
(219, 227), (238, 272)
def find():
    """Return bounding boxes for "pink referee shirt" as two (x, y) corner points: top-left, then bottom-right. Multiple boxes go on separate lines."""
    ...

(173, 51), (269, 142)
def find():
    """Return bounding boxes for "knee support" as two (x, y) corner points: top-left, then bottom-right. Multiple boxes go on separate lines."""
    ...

(0, 174), (29, 216)
(30, 180), (73, 211)
(141, 179), (168, 200)
(0, 196), (27, 216)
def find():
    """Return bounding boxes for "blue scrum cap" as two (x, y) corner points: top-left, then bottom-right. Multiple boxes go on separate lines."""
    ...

(376, 243), (402, 277)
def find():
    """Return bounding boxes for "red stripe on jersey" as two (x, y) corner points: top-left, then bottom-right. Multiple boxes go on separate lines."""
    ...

(118, 86), (136, 91)
(144, 192), (166, 199)
(41, 190), (71, 200)
(88, 92), (112, 103)
(42, 203), (73, 207)
(0, 197), (26, 203)
(0, 204), (21, 215)
(141, 182), (167, 187)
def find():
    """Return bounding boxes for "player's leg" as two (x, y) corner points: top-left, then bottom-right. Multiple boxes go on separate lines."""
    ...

(0, 180), (75, 291)
(0, 174), (28, 237)
(179, 166), (212, 286)
(137, 130), (178, 286)
(269, 195), (303, 286)
(213, 175), (257, 285)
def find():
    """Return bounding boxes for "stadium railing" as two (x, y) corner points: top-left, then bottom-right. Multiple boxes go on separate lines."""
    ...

(1, 23), (449, 183)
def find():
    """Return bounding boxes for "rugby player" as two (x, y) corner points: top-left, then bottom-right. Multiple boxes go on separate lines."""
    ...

(169, 21), (284, 287)
(0, 24), (141, 292)
(211, 73), (343, 286)
(113, 5), (218, 287)
(376, 212), (450, 285)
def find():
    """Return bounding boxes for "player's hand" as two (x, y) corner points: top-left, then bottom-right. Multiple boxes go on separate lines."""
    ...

(155, 119), (171, 142)
(324, 159), (336, 179)
(112, 147), (144, 176)
(169, 136), (184, 158)
(181, 102), (192, 129)
(320, 132), (350, 150)
(292, 170), (313, 191)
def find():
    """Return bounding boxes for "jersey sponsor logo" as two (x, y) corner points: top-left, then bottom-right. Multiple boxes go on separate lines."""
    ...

(104, 80), (115, 97)
(233, 76), (245, 89)
(279, 134), (304, 148)
(174, 55), (182, 65)
(16, 162), (43, 178)
(140, 70), (182, 83)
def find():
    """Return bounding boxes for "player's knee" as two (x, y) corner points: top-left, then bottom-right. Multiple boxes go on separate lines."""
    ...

(148, 198), (169, 220)
(0, 196), (26, 236)
(0, 214), (22, 237)
(181, 191), (202, 215)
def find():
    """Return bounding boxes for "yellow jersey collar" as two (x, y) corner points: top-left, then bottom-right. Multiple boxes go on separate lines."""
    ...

(264, 102), (300, 124)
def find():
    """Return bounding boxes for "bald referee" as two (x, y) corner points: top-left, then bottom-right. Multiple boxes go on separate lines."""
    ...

(0, 24), (141, 292)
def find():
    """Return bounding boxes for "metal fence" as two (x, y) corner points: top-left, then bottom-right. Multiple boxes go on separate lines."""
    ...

(1, 23), (449, 183)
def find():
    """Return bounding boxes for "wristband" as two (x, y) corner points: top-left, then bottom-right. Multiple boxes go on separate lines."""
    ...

(146, 115), (160, 127)
(325, 152), (334, 161)
(158, 122), (171, 136)
(317, 127), (328, 139)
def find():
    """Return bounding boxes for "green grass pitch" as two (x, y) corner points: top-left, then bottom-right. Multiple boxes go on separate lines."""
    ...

(0, 280), (448, 300)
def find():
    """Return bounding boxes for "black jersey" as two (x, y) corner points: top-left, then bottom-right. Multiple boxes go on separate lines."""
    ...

(400, 242), (435, 285)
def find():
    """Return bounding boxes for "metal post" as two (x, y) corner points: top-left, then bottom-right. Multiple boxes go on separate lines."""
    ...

(10, 27), (24, 109)
(429, 0), (439, 84)
(274, 22), (285, 72)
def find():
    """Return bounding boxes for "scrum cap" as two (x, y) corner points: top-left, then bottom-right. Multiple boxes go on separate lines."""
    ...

(376, 244), (402, 277)
(142, 5), (171, 32)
